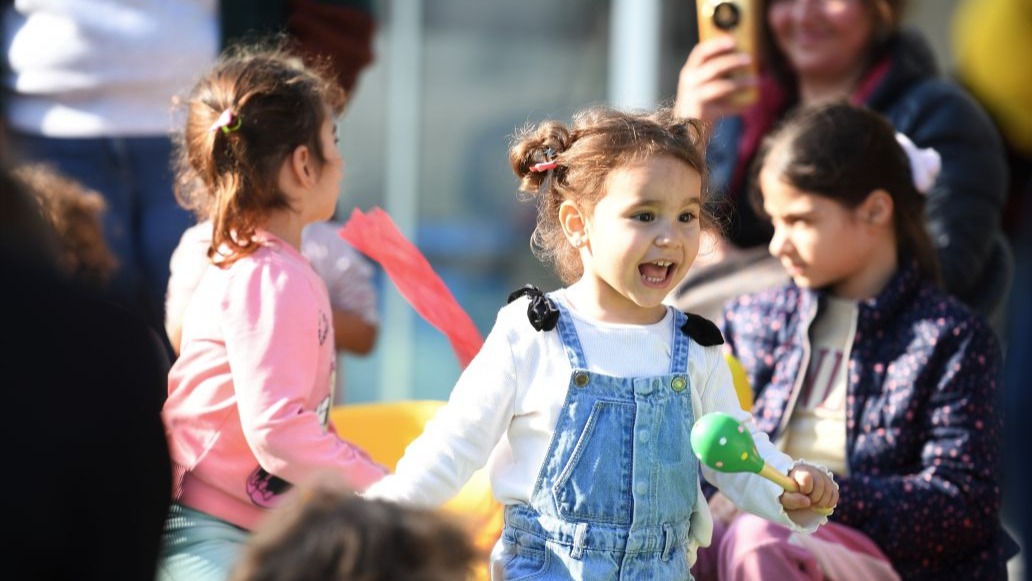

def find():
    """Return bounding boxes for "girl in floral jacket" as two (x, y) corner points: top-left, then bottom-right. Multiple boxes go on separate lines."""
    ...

(696, 103), (1018, 580)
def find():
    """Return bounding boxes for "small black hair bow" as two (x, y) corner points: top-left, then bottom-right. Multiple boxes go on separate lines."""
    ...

(680, 313), (724, 346)
(507, 284), (560, 332)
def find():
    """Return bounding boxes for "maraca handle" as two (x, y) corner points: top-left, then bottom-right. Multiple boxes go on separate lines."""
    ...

(759, 465), (835, 516)
(759, 464), (799, 491)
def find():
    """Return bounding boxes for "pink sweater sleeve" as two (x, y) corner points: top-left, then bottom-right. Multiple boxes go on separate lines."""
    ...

(223, 258), (386, 490)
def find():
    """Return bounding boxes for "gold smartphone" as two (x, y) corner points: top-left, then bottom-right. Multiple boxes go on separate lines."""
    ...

(696, 0), (759, 106)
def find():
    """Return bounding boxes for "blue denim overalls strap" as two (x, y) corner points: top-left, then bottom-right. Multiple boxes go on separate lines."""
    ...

(497, 299), (700, 580)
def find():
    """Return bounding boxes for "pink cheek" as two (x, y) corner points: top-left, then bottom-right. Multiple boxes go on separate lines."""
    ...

(767, 9), (789, 41)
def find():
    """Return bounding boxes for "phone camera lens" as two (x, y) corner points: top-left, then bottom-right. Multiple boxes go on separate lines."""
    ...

(712, 2), (741, 31)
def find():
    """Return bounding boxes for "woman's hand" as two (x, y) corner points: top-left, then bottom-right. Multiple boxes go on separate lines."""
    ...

(779, 464), (839, 512)
(675, 36), (758, 124)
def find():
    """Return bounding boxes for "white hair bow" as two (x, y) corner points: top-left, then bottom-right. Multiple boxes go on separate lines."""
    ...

(895, 132), (941, 194)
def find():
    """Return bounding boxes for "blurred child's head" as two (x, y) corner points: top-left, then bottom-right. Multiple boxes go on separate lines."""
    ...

(752, 102), (940, 297)
(0, 166), (60, 268)
(230, 476), (477, 581)
(13, 164), (117, 287)
(175, 41), (346, 264)
(509, 106), (713, 287)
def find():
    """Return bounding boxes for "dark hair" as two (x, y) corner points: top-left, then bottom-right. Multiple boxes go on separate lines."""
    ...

(751, 102), (940, 284)
(758, 0), (908, 89)
(509, 106), (712, 284)
(173, 40), (345, 265)
(13, 163), (117, 287)
(230, 478), (478, 581)
(0, 166), (61, 268)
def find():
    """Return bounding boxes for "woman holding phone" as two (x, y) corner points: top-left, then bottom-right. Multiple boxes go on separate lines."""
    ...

(673, 0), (1011, 333)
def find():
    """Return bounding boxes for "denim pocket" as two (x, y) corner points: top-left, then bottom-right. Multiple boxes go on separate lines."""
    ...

(553, 399), (634, 524)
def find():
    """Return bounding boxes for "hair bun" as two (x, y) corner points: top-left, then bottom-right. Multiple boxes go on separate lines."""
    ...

(895, 132), (941, 194)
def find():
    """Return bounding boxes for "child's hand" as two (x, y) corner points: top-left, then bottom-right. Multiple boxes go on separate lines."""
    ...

(778, 464), (838, 512)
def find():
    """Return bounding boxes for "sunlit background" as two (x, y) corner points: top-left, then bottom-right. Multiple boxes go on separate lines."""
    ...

(334, 0), (965, 405)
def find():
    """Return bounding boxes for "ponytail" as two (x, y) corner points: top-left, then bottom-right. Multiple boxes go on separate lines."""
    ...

(173, 40), (344, 265)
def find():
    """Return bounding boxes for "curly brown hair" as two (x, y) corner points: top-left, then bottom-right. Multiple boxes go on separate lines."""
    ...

(508, 105), (713, 284)
(13, 163), (117, 287)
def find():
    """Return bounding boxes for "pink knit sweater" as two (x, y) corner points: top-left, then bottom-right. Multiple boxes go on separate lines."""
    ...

(163, 232), (385, 529)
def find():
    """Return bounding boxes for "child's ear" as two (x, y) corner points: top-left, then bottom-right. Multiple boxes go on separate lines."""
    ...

(861, 189), (893, 226)
(559, 200), (587, 248)
(290, 145), (314, 186)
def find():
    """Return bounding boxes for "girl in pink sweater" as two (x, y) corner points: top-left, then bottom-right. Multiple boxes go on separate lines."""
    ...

(157, 43), (387, 581)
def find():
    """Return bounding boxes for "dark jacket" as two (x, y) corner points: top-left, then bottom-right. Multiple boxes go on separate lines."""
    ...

(708, 31), (1011, 324)
(721, 260), (1018, 580)
(1, 251), (173, 580)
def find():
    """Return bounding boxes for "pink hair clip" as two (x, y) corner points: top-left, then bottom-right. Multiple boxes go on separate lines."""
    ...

(529, 161), (558, 173)
(209, 109), (242, 135)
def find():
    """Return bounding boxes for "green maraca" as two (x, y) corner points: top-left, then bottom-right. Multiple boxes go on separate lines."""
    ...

(691, 412), (833, 515)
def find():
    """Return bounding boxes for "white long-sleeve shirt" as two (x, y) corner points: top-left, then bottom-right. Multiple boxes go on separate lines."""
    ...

(366, 290), (826, 557)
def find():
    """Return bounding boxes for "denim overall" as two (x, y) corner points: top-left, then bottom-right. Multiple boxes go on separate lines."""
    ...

(497, 302), (699, 580)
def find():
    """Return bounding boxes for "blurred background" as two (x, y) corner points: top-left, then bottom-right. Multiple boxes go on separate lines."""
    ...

(336, 0), (969, 405)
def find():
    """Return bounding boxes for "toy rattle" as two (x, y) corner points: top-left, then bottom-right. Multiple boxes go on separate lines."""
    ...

(691, 412), (834, 516)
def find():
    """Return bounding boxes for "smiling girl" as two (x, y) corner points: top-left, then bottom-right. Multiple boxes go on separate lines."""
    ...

(364, 106), (837, 580)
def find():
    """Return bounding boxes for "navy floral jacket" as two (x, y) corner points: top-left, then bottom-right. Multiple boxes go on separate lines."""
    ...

(721, 260), (1017, 580)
